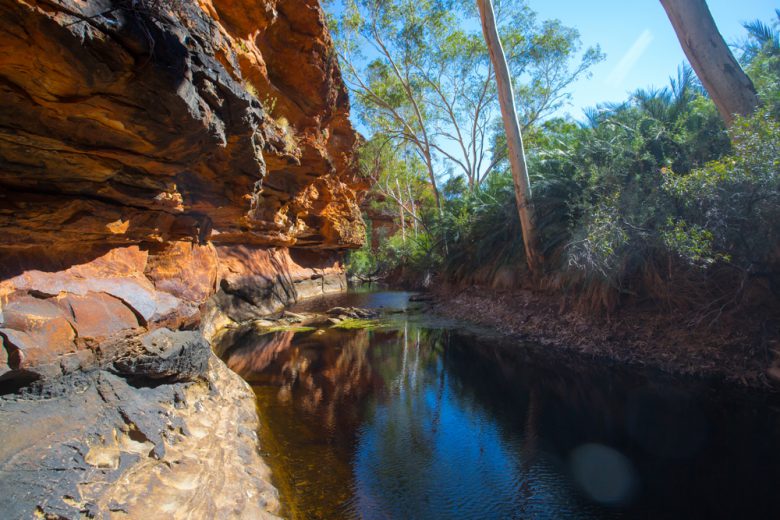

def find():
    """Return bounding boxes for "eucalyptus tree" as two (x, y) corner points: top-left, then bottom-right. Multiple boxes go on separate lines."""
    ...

(325, 0), (602, 208)
(477, 0), (540, 273)
(359, 136), (432, 242)
(326, 0), (451, 210)
(660, 0), (759, 125)
(421, 3), (602, 190)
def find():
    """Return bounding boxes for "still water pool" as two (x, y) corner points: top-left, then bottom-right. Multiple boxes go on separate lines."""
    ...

(217, 291), (780, 519)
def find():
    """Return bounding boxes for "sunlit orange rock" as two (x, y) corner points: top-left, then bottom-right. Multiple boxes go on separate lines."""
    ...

(0, 0), (365, 254)
(0, 0), (364, 251)
(0, 296), (76, 367)
(0, 0), (361, 516)
(0, 0), (365, 382)
(145, 242), (220, 304)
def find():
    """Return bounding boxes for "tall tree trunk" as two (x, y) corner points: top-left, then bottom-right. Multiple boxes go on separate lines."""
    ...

(396, 178), (407, 244)
(423, 150), (442, 213)
(477, 0), (541, 273)
(660, 0), (759, 125)
(406, 180), (419, 239)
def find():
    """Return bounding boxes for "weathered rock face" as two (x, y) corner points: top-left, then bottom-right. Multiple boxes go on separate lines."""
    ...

(0, 0), (365, 254)
(361, 195), (400, 252)
(0, 0), (365, 517)
(0, 330), (280, 519)
(0, 243), (348, 384)
(0, 0), (365, 385)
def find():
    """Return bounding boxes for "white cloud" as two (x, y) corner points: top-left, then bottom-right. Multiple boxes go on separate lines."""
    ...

(606, 29), (654, 86)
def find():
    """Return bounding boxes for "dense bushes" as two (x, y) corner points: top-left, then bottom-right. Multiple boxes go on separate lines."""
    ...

(562, 107), (777, 312)
(350, 104), (778, 308)
(349, 21), (780, 314)
(666, 111), (780, 295)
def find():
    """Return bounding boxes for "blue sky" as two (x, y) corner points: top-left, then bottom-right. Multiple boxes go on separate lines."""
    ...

(326, 0), (777, 152)
(531, 0), (777, 119)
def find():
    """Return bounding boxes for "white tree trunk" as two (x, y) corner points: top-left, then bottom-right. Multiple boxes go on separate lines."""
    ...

(477, 0), (540, 273)
(660, 0), (759, 125)
(395, 178), (407, 244)
(406, 179), (419, 238)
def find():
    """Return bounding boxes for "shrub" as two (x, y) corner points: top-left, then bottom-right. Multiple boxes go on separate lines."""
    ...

(664, 109), (780, 297)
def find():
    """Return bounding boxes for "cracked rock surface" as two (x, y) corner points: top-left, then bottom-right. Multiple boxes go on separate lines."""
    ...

(0, 332), (280, 519)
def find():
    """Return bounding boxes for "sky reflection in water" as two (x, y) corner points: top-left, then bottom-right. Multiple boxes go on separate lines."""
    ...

(218, 293), (780, 520)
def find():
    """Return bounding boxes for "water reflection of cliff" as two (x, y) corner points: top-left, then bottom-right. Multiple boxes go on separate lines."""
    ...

(217, 328), (296, 380)
(220, 325), (446, 433)
(218, 323), (444, 519)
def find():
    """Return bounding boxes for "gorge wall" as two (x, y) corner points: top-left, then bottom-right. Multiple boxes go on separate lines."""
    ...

(0, 0), (365, 517)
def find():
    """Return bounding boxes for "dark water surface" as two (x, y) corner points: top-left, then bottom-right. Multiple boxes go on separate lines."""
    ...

(218, 291), (780, 519)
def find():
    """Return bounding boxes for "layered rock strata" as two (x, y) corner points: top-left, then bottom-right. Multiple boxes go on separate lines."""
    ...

(0, 0), (365, 517)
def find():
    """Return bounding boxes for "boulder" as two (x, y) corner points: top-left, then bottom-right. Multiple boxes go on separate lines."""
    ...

(113, 329), (210, 382)
(57, 292), (141, 340)
(1, 296), (77, 364)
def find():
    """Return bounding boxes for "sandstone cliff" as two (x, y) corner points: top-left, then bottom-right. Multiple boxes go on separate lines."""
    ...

(0, 0), (365, 517)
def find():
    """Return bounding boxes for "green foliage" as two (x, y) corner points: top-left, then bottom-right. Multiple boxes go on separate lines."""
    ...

(345, 8), (780, 311)
(332, 319), (383, 330)
(347, 248), (377, 277)
(346, 219), (377, 277)
(558, 100), (777, 306)
(661, 219), (720, 267)
(663, 110), (780, 275)
(443, 53), (778, 307)
(439, 171), (524, 279)
(568, 191), (631, 279)
(740, 10), (780, 116)
(262, 326), (317, 333)
(324, 0), (602, 193)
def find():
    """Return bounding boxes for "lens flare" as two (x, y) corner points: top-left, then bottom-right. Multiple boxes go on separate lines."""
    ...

(571, 443), (638, 506)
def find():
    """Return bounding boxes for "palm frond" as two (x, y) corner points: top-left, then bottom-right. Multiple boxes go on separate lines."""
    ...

(743, 20), (779, 46)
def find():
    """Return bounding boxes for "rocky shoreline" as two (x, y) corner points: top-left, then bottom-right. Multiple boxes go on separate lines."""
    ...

(432, 287), (780, 390)
(0, 0), (366, 517)
(0, 265), (352, 518)
(0, 334), (281, 519)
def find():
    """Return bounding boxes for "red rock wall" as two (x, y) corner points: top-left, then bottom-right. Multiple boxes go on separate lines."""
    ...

(0, 0), (365, 385)
(0, 244), (346, 381)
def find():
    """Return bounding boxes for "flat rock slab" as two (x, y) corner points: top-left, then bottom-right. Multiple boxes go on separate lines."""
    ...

(326, 306), (381, 319)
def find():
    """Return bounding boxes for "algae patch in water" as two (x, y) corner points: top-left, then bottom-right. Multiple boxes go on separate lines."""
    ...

(260, 325), (318, 333)
(331, 318), (383, 330)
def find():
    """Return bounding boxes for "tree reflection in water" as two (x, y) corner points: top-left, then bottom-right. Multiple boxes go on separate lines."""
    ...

(217, 319), (780, 520)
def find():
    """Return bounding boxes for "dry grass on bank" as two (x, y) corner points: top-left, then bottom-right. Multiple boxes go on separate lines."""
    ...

(433, 286), (780, 390)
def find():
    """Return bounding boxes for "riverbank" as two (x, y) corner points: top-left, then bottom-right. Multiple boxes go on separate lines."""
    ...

(432, 286), (780, 390)
(212, 288), (780, 518)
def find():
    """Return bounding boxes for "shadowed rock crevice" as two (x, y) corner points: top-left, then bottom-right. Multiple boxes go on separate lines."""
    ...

(112, 328), (210, 383)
